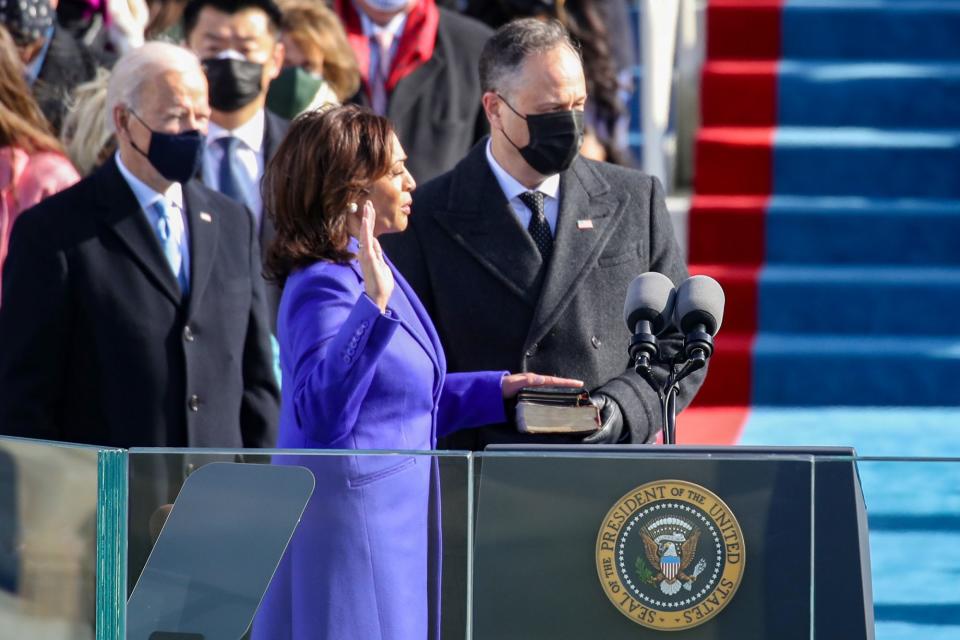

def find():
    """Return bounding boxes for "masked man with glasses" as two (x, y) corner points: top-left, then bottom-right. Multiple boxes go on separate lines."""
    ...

(382, 18), (705, 448)
(184, 0), (288, 329)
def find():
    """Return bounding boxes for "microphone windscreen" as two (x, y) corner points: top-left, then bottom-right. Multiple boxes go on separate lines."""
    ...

(623, 272), (676, 335)
(674, 275), (725, 335)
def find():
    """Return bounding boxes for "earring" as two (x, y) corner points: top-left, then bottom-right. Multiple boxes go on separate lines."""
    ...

(347, 202), (358, 214)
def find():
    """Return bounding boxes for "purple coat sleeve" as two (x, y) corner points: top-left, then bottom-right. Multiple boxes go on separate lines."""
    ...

(436, 371), (508, 439)
(286, 270), (400, 446)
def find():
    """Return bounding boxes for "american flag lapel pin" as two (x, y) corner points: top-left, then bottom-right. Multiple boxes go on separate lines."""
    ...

(200, 212), (213, 223)
(577, 219), (594, 230)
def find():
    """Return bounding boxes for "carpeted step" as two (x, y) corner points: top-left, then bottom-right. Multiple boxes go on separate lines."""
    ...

(778, 60), (960, 129)
(688, 196), (767, 266)
(766, 196), (960, 266)
(697, 127), (960, 198)
(758, 265), (960, 335)
(706, 0), (782, 62)
(782, 1), (960, 62)
(752, 334), (960, 405)
(703, 60), (960, 129)
(773, 127), (960, 199)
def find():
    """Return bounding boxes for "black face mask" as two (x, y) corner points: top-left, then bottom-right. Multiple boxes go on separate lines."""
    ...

(128, 111), (204, 184)
(203, 57), (264, 112)
(498, 94), (585, 175)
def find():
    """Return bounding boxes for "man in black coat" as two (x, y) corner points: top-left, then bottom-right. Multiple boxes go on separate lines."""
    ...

(336, 0), (492, 183)
(383, 19), (705, 449)
(184, 0), (289, 328)
(0, 42), (279, 449)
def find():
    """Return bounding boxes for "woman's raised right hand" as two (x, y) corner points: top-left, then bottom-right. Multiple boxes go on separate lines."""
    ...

(358, 201), (394, 313)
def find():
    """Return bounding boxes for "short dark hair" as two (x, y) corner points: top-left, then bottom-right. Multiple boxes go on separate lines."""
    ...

(182, 0), (283, 38)
(263, 105), (395, 284)
(479, 18), (581, 95)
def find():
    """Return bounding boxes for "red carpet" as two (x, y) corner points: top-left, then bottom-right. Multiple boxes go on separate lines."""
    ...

(682, 0), (783, 443)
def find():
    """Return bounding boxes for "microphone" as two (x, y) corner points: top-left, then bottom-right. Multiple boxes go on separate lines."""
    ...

(623, 272), (676, 372)
(673, 275), (725, 362)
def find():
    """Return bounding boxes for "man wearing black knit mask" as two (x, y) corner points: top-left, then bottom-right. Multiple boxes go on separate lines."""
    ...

(382, 18), (705, 448)
(184, 0), (288, 330)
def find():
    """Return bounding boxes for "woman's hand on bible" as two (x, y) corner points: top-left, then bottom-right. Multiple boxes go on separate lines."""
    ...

(501, 373), (584, 399)
(358, 201), (393, 313)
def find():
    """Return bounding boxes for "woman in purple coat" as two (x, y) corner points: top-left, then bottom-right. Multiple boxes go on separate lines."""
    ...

(252, 106), (580, 639)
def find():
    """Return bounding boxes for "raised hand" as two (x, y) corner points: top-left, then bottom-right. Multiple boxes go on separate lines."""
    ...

(358, 201), (394, 313)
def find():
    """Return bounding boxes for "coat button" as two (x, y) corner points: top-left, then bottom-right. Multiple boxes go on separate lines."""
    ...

(591, 335), (602, 349)
(183, 325), (195, 342)
(188, 395), (200, 412)
(525, 342), (539, 358)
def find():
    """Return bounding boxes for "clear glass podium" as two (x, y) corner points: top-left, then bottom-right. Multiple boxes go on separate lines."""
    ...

(1, 435), (958, 639)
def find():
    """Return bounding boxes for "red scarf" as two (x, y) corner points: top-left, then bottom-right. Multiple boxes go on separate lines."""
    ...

(336, 0), (440, 95)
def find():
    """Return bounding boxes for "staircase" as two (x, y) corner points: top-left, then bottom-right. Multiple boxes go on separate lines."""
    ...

(681, 1), (960, 637)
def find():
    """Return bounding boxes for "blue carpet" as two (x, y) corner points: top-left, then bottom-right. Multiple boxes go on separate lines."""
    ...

(739, 409), (960, 637)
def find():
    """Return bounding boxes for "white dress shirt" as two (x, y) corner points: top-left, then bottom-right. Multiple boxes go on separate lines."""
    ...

(485, 139), (560, 234)
(115, 152), (190, 282)
(203, 109), (266, 224)
(357, 5), (408, 78)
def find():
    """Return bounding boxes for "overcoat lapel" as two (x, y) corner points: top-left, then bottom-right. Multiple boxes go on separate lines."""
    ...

(183, 182), (220, 318)
(525, 159), (623, 345)
(95, 160), (182, 306)
(388, 53), (444, 126)
(434, 143), (543, 305)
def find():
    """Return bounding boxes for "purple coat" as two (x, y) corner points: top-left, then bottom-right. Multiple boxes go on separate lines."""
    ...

(253, 239), (505, 640)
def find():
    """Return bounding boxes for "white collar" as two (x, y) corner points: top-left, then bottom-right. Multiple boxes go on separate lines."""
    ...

(484, 138), (561, 202)
(357, 4), (408, 40)
(114, 152), (184, 211)
(207, 108), (266, 153)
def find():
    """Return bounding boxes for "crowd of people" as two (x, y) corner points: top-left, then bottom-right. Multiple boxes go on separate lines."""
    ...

(1, 0), (690, 451)
(0, 1), (705, 635)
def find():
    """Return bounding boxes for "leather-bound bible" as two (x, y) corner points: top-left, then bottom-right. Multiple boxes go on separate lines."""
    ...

(516, 387), (601, 434)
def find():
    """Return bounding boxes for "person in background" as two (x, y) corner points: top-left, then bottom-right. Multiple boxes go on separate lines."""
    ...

(333, 0), (492, 183)
(382, 18), (705, 449)
(145, 0), (187, 41)
(61, 68), (116, 176)
(0, 25), (79, 297)
(252, 104), (580, 640)
(2, 0), (99, 134)
(183, 0), (287, 328)
(265, 0), (359, 120)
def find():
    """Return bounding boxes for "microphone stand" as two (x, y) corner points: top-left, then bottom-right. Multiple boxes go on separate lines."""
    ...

(631, 330), (712, 445)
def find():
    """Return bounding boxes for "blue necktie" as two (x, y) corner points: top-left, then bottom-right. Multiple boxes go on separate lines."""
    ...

(153, 200), (189, 294)
(216, 136), (247, 205)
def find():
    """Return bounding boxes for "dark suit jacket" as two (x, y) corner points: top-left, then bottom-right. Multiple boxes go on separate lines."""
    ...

(201, 109), (289, 331)
(0, 158), (279, 448)
(382, 139), (705, 448)
(351, 8), (492, 183)
(33, 25), (98, 135)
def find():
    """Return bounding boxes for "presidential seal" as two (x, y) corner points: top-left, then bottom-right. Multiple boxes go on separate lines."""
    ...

(595, 480), (745, 631)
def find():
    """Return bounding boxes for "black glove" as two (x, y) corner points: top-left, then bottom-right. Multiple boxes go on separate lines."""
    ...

(582, 394), (624, 444)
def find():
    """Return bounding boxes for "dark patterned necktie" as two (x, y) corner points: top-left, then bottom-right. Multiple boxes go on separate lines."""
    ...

(519, 190), (553, 260)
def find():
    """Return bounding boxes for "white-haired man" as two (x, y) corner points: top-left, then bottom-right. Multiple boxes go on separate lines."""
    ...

(0, 41), (279, 449)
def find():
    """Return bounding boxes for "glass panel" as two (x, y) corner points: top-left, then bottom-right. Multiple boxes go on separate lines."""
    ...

(125, 449), (472, 640)
(852, 457), (960, 640)
(472, 449), (816, 639)
(0, 436), (111, 640)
